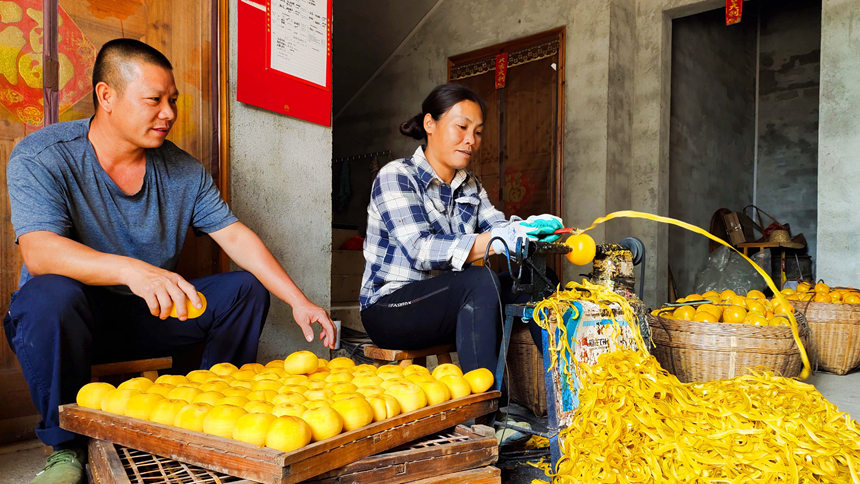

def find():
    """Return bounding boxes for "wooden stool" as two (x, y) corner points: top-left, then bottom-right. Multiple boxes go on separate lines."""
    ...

(90, 356), (173, 382)
(363, 344), (455, 368)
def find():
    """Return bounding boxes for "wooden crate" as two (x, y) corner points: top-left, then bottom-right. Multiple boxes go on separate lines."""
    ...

(308, 424), (497, 483)
(88, 439), (254, 483)
(406, 466), (500, 483)
(508, 325), (547, 416)
(87, 425), (498, 484)
(61, 392), (499, 483)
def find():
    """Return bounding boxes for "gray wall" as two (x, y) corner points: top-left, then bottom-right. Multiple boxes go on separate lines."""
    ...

(817, 0), (860, 287)
(668, 7), (757, 296)
(228, 1), (332, 360)
(756, 0), (820, 266)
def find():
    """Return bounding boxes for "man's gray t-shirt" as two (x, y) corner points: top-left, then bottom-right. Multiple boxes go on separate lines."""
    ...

(7, 118), (238, 288)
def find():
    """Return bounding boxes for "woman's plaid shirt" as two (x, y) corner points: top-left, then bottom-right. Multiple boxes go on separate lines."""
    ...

(359, 147), (511, 309)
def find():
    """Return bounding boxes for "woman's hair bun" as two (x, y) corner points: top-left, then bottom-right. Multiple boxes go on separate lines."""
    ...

(399, 113), (426, 140)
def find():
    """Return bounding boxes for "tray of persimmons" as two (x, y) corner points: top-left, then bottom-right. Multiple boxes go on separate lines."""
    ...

(59, 352), (499, 483)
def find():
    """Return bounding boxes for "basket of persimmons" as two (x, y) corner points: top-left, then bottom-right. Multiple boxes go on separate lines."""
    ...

(647, 288), (810, 382)
(782, 281), (860, 375)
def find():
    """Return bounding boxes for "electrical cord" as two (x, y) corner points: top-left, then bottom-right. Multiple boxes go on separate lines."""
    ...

(482, 236), (514, 446)
(482, 235), (550, 449)
(482, 236), (562, 458)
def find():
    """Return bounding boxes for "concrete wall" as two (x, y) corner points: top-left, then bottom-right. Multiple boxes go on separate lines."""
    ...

(668, 7), (756, 296)
(632, 0), (858, 304)
(817, 0), (860, 287)
(604, 0), (637, 245)
(228, 1), (332, 360)
(756, 0), (820, 266)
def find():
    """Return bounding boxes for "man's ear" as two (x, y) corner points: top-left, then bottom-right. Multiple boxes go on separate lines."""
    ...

(423, 113), (435, 136)
(94, 81), (114, 113)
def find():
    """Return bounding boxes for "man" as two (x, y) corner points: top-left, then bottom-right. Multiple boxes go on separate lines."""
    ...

(4, 38), (335, 484)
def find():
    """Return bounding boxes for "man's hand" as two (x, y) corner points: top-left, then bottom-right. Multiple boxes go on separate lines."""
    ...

(122, 260), (202, 320)
(211, 222), (336, 349)
(292, 300), (337, 349)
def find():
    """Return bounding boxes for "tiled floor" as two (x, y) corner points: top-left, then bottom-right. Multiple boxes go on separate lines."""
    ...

(1, 369), (858, 484)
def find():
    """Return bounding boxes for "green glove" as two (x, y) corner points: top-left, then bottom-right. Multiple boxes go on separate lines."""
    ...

(520, 215), (564, 243)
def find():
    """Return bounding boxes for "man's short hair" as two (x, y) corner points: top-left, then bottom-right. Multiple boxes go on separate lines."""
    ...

(92, 38), (172, 109)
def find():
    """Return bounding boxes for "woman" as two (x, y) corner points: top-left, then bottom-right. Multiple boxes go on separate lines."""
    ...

(359, 83), (562, 374)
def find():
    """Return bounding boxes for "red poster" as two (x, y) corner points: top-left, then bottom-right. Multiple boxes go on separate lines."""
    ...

(726, 0), (743, 25)
(494, 53), (508, 89)
(237, 0), (332, 127)
(0, 0), (95, 127)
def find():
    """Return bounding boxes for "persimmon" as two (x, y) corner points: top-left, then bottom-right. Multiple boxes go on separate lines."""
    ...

(564, 233), (597, 266)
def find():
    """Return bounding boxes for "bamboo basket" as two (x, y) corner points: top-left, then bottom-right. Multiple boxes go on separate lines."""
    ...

(648, 312), (810, 382)
(800, 301), (860, 375)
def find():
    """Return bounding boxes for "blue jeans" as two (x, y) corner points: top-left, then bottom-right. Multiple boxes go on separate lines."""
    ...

(3, 271), (269, 448)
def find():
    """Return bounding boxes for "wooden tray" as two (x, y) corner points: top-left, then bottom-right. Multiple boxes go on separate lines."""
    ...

(88, 438), (254, 483)
(61, 391), (499, 483)
(406, 466), (500, 483)
(87, 424), (498, 484)
(307, 424), (497, 483)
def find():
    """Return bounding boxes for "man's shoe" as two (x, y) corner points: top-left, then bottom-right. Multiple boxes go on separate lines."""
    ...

(30, 448), (84, 484)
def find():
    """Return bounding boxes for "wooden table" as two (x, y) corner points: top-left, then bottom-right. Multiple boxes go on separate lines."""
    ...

(737, 242), (804, 290)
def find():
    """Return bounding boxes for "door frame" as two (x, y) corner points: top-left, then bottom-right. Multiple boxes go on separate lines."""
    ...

(447, 27), (565, 222)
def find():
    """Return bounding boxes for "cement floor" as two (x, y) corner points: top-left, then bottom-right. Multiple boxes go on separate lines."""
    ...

(1, 369), (858, 484)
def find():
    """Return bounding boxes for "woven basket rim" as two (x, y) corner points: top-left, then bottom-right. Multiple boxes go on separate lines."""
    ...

(800, 300), (860, 307)
(798, 299), (860, 315)
(648, 314), (807, 338)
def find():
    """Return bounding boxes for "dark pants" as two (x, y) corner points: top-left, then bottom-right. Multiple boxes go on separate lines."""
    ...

(3, 271), (270, 448)
(361, 266), (542, 373)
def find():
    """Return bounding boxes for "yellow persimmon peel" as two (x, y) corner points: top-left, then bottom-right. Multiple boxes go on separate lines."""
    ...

(531, 211), (858, 483)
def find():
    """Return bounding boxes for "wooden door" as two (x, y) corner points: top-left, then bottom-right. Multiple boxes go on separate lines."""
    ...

(449, 29), (565, 276)
(0, 0), (223, 444)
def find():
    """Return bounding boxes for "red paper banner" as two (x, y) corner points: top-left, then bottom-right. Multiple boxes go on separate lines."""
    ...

(237, 0), (333, 127)
(726, 0), (743, 25)
(503, 170), (535, 214)
(494, 53), (508, 89)
(0, 0), (95, 127)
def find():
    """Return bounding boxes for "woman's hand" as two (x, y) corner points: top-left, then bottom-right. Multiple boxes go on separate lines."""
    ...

(489, 222), (536, 255)
(521, 214), (565, 242)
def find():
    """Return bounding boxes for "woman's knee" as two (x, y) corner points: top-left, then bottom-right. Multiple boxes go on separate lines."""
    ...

(459, 266), (502, 303)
